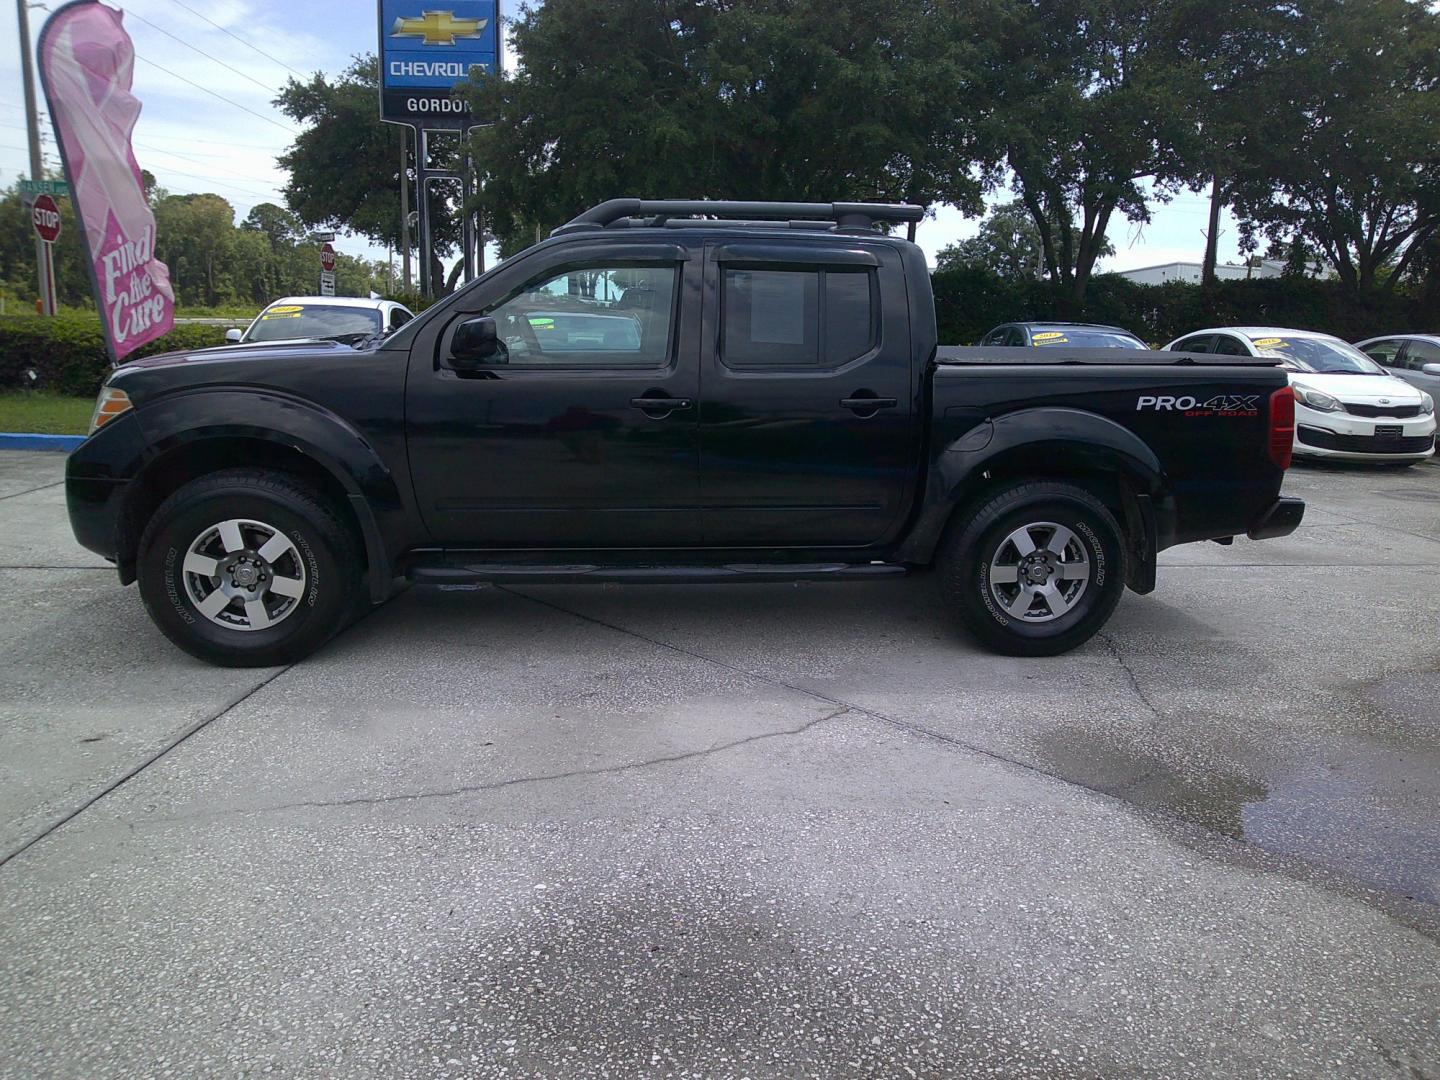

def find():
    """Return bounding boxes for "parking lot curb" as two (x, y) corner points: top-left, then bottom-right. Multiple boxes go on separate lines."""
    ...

(0, 433), (85, 452)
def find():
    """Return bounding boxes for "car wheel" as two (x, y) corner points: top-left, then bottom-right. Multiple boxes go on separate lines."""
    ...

(137, 469), (362, 667)
(941, 481), (1127, 657)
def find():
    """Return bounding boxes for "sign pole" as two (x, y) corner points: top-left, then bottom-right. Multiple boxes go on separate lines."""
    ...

(461, 139), (476, 283)
(399, 126), (412, 292)
(16, 0), (54, 315)
(418, 131), (433, 298)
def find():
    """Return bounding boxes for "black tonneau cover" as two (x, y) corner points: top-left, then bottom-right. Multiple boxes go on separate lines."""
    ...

(936, 346), (1280, 367)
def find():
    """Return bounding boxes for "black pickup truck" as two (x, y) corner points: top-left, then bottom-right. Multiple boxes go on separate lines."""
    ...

(67, 199), (1303, 666)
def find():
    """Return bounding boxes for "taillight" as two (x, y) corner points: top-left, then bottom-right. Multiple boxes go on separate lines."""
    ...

(1269, 386), (1295, 469)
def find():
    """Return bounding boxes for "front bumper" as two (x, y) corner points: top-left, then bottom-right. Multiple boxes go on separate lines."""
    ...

(64, 411), (147, 566)
(1293, 403), (1436, 461)
(1247, 496), (1305, 541)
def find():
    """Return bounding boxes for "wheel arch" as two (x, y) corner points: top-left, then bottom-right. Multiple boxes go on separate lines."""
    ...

(895, 408), (1170, 592)
(118, 400), (402, 602)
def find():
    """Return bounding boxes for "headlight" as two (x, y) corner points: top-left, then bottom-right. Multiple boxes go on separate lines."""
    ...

(1421, 392), (1435, 416)
(88, 385), (133, 434)
(1292, 384), (1342, 412)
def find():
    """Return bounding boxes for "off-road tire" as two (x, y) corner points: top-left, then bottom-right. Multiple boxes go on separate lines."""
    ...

(941, 481), (1127, 657)
(137, 469), (362, 667)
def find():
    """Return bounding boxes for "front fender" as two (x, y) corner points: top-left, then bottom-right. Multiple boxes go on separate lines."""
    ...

(893, 407), (1171, 568)
(128, 388), (408, 601)
(134, 388), (402, 509)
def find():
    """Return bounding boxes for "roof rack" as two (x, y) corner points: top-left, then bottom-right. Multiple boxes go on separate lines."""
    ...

(552, 199), (926, 239)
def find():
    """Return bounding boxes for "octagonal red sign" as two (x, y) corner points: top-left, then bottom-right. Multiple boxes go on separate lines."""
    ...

(31, 194), (61, 243)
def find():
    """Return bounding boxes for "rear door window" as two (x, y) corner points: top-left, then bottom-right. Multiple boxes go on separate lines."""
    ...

(721, 267), (876, 369)
(1173, 335), (1215, 353)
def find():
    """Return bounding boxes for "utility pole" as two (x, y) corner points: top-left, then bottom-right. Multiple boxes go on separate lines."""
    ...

(17, 0), (54, 315)
(399, 127), (411, 292)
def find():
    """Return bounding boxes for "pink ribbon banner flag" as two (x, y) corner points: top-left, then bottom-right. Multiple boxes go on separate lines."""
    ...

(38, 0), (174, 361)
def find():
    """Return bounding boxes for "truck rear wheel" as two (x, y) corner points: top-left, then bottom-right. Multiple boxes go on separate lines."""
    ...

(137, 469), (362, 667)
(941, 481), (1126, 656)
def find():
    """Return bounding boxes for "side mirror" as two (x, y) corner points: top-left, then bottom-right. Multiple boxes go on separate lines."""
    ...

(1423, 363), (1440, 377)
(225, 328), (242, 343)
(451, 316), (503, 365)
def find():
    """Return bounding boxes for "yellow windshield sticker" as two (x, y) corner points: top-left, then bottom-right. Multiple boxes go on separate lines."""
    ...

(259, 311), (301, 320)
(1033, 332), (1068, 344)
(1252, 336), (1288, 348)
(267, 305), (304, 313)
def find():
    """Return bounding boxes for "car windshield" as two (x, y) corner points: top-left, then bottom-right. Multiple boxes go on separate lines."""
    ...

(244, 304), (382, 344)
(1032, 329), (1147, 349)
(1247, 335), (1384, 374)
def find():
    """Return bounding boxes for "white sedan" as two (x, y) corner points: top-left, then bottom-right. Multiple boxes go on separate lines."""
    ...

(226, 296), (415, 347)
(1163, 326), (1436, 465)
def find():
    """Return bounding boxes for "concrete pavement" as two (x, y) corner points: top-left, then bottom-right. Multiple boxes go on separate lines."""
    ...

(0, 450), (1437, 1078)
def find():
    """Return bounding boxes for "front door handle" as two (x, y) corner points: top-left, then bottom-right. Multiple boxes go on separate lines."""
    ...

(630, 395), (693, 414)
(840, 395), (898, 414)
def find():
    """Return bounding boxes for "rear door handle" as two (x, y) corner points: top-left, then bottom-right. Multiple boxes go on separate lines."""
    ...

(630, 396), (692, 412)
(840, 396), (898, 412)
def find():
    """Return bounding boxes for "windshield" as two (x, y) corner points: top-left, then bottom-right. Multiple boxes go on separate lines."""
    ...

(1032, 329), (1147, 349)
(244, 304), (382, 344)
(1247, 335), (1384, 374)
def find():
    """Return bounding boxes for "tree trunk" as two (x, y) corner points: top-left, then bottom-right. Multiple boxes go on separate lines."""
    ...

(1071, 201), (1114, 305)
(1018, 184), (1059, 283)
(444, 259), (466, 295)
(1202, 173), (1223, 288)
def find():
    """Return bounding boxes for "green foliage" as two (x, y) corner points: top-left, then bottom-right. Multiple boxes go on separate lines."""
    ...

(1226, 0), (1440, 296)
(932, 267), (1429, 347)
(0, 182), (93, 308)
(276, 57), (455, 263)
(0, 314), (228, 396)
(0, 390), (96, 435)
(465, 0), (984, 252)
(937, 200), (1114, 279)
(973, 0), (1207, 300)
(0, 181), (396, 312)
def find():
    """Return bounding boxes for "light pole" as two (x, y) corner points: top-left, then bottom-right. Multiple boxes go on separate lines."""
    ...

(16, 0), (54, 314)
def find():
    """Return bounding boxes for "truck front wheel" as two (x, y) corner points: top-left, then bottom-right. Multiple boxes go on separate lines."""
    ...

(136, 469), (362, 667)
(941, 481), (1127, 657)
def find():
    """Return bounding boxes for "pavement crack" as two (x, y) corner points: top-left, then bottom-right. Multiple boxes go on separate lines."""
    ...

(494, 587), (1440, 927)
(0, 564), (112, 571)
(1097, 632), (1164, 727)
(0, 663), (294, 870)
(497, 586), (1097, 791)
(0, 479), (65, 502)
(165, 706), (852, 820)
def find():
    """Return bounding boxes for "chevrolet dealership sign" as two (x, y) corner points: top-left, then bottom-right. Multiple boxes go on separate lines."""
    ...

(378, 2), (500, 128)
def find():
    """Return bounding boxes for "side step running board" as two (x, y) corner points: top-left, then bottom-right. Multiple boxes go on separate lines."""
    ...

(408, 562), (909, 586)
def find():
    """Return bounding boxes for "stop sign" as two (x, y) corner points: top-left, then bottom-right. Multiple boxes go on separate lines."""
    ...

(31, 194), (61, 244)
(319, 242), (336, 272)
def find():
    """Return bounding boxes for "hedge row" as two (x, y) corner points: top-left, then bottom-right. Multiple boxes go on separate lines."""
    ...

(932, 268), (1435, 346)
(0, 315), (228, 396)
(2, 275), (1433, 397)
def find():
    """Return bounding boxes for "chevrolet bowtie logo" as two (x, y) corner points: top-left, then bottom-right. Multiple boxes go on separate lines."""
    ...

(390, 11), (487, 45)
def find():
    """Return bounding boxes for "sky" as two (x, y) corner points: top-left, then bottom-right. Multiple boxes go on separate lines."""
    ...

(1, 0), (1249, 276)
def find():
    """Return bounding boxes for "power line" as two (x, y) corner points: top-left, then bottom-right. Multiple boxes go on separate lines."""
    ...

(146, 167), (282, 201)
(134, 53), (299, 136)
(134, 140), (286, 196)
(161, 0), (309, 80)
(129, 131), (288, 153)
(135, 141), (289, 198)
(125, 9), (282, 96)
